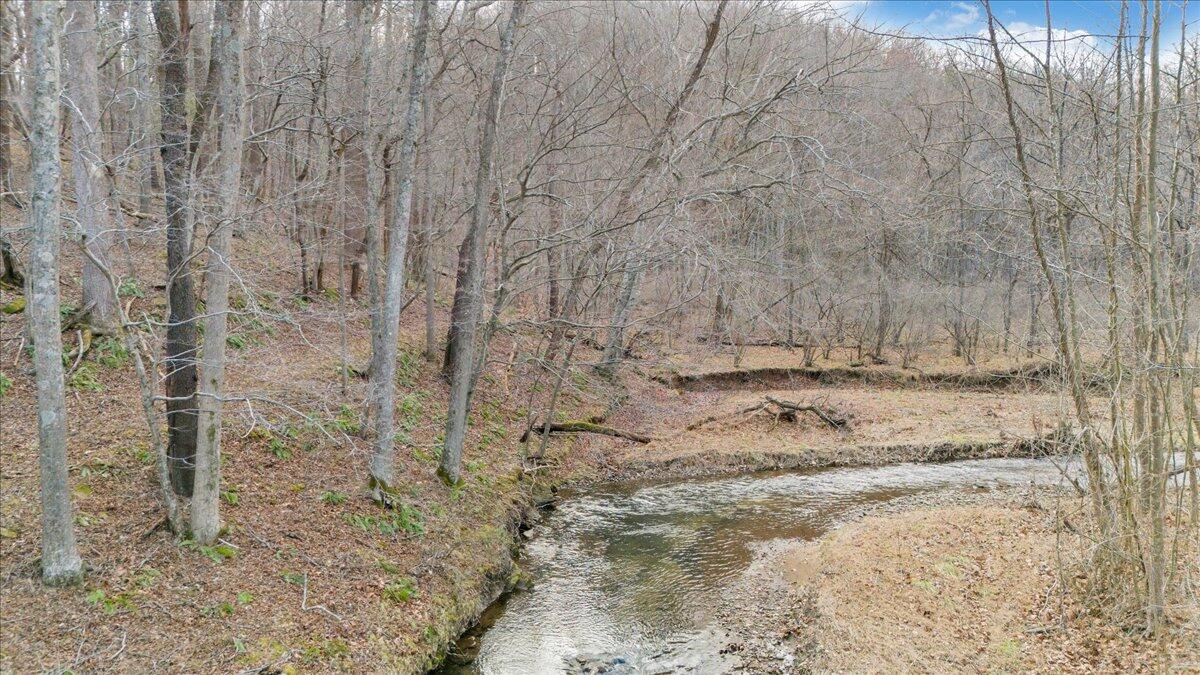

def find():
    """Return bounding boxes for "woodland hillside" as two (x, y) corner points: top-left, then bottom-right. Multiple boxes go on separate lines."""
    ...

(0, 0), (1197, 672)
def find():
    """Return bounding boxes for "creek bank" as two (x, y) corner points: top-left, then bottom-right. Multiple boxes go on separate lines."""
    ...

(427, 370), (1082, 670)
(608, 434), (1064, 484)
(653, 360), (1105, 393)
(722, 488), (1199, 673)
(435, 456), (1088, 673)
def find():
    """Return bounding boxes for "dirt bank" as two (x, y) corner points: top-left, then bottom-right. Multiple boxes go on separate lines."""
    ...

(721, 489), (1200, 673)
(654, 346), (1075, 392)
(606, 386), (1076, 482)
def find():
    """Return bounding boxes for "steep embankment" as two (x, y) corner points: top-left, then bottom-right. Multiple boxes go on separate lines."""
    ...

(0, 230), (625, 673)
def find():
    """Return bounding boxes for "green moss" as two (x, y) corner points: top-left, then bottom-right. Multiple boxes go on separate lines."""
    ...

(68, 363), (103, 392)
(1, 297), (25, 314)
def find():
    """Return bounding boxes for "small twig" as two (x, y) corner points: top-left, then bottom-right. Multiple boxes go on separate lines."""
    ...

(66, 329), (86, 376)
(108, 631), (128, 662)
(300, 572), (343, 623)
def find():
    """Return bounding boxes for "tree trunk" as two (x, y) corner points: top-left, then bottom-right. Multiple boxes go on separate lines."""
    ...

(1002, 265), (1017, 353)
(369, 0), (431, 493)
(134, 0), (154, 222)
(439, 0), (526, 485)
(64, 0), (119, 333)
(153, 0), (200, 497)
(601, 264), (638, 371)
(1025, 280), (1041, 351)
(0, 0), (13, 206)
(29, 0), (84, 586)
(191, 0), (244, 545)
(422, 123), (438, 363)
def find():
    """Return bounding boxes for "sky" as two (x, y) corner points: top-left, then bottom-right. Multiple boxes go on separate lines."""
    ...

(826, 1), (1192, 57)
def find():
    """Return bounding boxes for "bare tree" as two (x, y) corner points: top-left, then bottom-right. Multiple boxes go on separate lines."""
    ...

(368, 0), (432, 495)
(439, 0), (527, 485)
(28, 0), (83, 586)
(152, 0), (200, 497)
(63, 0), (119, 333)
(191, 0), (246, 544)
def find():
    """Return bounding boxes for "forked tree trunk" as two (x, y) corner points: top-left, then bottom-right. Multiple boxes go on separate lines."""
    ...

(153, 0), (200, 497)
(601, 264), (638, 371)
(369, 0), (431, 493)
(192, 0), (245, 544)
(29, 0), (84, 586)
(64, 0), (119, 333)
(439, 0), (526, 485)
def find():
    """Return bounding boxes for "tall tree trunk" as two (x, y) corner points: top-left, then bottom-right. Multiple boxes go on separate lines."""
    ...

(340, 0), (367, 298)
(545, 154), (562, 324)
(134, 0), (154, 222)
(601, 264), (638, 371)
(153, 0), (199, 497)
(1025, 280), (1041, 351)
(1140, 0), (1166, 631)
(357, 0), (386, 425)
(439, 0), (526, 485)
(191, 0), (244, 544)
(64, 0), (119, 333)
(1002, 264), (1017, 353)
(369, 0), (431, 494)
(422, 125), (438, 363)
(442, 231), (471, 374)
(0, 0), (14, 206)
(29, 0), (84, 586)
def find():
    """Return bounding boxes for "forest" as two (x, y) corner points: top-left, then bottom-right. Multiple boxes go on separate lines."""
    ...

(0, 0), (1197, 672)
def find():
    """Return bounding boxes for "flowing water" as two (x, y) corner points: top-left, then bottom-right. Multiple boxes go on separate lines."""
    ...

(439, 457), (1077, 674)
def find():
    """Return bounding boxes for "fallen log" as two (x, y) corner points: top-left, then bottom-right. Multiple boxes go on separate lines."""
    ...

(686, 395), (851, 431)
(520, 420), (652, 444)
(763, 395), (850, 429)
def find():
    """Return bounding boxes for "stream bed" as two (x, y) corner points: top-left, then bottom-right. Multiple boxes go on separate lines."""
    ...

(439, 457), (1075, 674)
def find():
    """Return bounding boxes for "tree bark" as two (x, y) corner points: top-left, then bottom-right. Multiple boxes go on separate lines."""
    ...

(369, 0), (431, 494)
(356, 0), (386, 427)
(134, 0), (155, 222)
(0, 0), (14, 206)
(153, 0), (199, 497)
(422, 118), (438, 363)
(29, 0), (84, 586)
(601, 264), (638, 372)
(439, 0), (526, 485)
(64, 0), (119, 333)
(191, 0), (244, 544)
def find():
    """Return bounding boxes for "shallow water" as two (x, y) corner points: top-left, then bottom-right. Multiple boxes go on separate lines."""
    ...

(439, 457), (1076, 674)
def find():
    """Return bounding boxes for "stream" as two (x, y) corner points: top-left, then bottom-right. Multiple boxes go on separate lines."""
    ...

(438, 457), (1076, 674)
